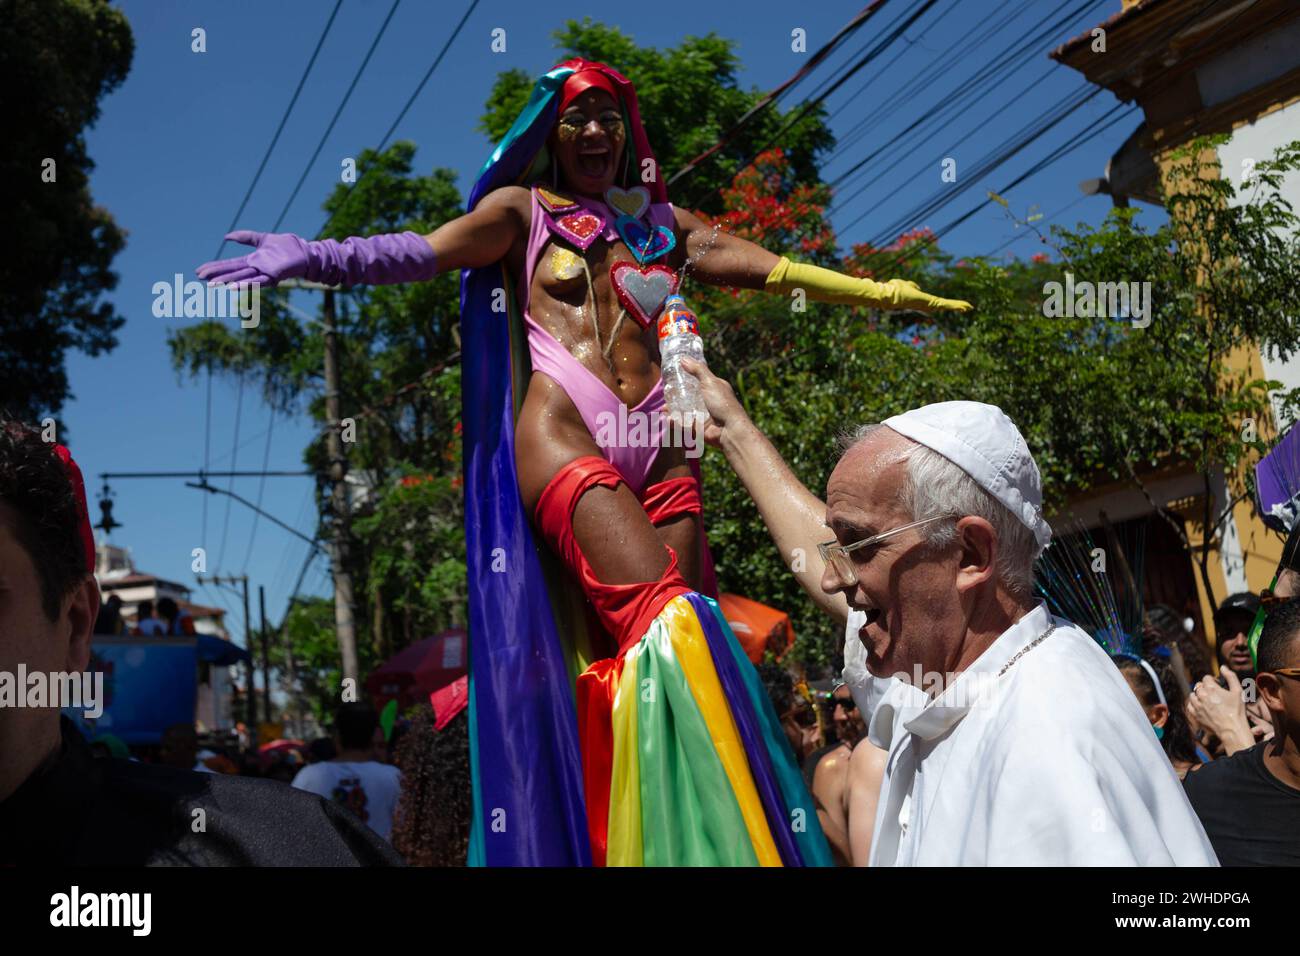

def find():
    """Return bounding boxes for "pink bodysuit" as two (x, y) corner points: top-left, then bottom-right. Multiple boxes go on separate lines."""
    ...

(520, 188), (677, 496)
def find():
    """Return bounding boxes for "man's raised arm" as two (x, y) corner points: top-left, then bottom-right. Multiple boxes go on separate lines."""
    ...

(681, 358), (849, 626)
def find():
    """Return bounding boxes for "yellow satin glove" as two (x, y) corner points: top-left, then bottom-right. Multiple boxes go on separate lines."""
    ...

(764, 257), (972, 312)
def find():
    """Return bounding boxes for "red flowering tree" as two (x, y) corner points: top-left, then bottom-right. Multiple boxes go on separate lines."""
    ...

(692, 148), (837, 265)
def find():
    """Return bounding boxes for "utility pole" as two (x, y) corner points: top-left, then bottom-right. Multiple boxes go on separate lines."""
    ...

(198, 573), (254, 735)
(323, 288), (359, 685)
(258, 585), (271, 728)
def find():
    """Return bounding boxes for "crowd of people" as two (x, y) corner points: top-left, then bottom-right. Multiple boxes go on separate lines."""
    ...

(3, 368), (1299, 866)
(93, 593), (198, 637)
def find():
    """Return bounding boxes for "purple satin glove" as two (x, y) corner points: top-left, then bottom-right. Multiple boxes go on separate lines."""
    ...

(196, 229), (437, 288)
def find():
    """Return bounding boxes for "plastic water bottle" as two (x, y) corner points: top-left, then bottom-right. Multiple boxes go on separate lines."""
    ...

(657, 294), (709, 426)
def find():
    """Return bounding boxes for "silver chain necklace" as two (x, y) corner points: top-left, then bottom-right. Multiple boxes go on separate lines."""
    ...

(996, 623), (1060, 677)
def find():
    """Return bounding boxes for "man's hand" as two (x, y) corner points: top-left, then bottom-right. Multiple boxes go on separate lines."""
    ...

(679, 358), (749, 448)
(1185, 671), (1255, 756)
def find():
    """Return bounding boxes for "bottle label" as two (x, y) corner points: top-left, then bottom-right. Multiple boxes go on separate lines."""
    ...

(658, 305), (699, 339)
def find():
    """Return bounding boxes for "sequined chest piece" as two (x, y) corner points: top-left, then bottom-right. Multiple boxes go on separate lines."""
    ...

(535, 186), (678, 328)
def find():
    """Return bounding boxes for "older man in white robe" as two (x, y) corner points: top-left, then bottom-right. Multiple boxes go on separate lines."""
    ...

(681, 358), (1217, 866)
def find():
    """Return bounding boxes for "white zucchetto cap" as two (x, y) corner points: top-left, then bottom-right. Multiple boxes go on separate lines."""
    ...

(881, 401), (1052, 548)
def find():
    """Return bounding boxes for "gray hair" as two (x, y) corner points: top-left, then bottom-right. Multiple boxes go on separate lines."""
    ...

(838, 423), (1042, 595)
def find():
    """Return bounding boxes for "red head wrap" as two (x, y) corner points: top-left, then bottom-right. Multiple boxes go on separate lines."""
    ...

(53, 444), (95, 573)
(557, 60), (620, 113)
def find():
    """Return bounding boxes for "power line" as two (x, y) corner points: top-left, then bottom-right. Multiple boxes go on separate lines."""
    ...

(241, 407), (276, 573)
(829, 0), (1100, 200)
(667, 0), (892, 190)
(316, 0), (482, 238)
(373, 0), (480, 156)
(823, 0), (964, 126)
(202, 365), (212, 549)
(680, 0), (1098, 246)
(849, 82), (1103, 243)
(212, 0), (344, 260)
(849, 0), (1253, 266)
(863, 100), (1136, 275)
(216, 372), (246, 571)
(683, 0), (940, 211)
(271, 0), (403, 233)
(825, 0), (1064, 178)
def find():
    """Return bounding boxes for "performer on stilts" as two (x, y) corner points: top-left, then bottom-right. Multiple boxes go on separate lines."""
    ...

(197, 59), (970, 866)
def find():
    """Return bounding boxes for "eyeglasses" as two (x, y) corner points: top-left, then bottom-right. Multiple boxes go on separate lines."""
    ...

(817, 514), (953, 586)
(1268, 667), (1300, 680)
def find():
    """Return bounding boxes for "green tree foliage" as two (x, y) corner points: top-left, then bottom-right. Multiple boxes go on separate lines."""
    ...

(2, 0), (133, 420)
(479, 19), (835, 215)
(697, 137), (1300, 667)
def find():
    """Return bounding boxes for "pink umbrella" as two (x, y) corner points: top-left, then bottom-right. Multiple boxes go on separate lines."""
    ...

(365, 629), (468, 712)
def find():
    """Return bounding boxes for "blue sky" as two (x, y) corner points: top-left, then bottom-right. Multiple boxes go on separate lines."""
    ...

(68, 0), (1145, 647)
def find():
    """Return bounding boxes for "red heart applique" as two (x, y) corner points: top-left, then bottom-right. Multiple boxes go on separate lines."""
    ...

(555, 212), (602, 249)
(610, 261), (680, 328)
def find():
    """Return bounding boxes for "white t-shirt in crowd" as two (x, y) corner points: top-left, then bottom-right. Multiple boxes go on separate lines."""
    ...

(841, 603), (1218, 866)
(291, 760), (402, 841)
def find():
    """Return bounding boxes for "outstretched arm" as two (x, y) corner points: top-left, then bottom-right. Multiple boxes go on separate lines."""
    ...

(680, 356), (850, 626)
(196, 186), (530, 287)
(673, 206), (970, 312)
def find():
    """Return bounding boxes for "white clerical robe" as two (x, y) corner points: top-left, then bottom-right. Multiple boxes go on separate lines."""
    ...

(841, 603), (1218, 866)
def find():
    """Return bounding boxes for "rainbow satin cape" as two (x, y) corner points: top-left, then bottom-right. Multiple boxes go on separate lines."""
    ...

(460, 60), (831, 866)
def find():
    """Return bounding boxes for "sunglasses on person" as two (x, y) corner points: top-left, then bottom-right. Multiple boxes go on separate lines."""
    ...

(818, 514), (953, 586)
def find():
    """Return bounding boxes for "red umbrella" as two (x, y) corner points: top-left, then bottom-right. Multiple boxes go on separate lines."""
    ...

(257, 738), (305, 754)
(365, 629), (468, 712)
(718, 593), (795, 664)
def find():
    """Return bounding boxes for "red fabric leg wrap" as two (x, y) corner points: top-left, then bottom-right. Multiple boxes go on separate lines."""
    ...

(638, 474), (702, 525)
(535, 456), (692, 865)
(575, 657), (622, 867)
(534, 456), (691, 654)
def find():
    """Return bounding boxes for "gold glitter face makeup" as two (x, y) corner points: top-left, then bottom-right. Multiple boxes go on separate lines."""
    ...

(553, 91), (625, 192)
(601, 112), (626, 149)
(556, 113), (585, 142)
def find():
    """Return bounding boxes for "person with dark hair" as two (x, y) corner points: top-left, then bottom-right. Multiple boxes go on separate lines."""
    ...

(1113, 653), (1202, 779)
(132, 598), (165, 636)
(808, 681), (880, 866)
(156, 596), (196, 636)
(1187, 593), (1274, 756)
(392, 705), (473, 866)
(1183, 597), (1300, 865)
(160, 722), (212, 774)
(94, 593), (125, 635)
(291, 702), (402, 842)
(307, 737), (337, 764)
(757, 662), (817, 763)
(0, 419), (399, 866)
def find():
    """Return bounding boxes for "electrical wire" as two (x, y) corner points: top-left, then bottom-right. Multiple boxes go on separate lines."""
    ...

(315, 0), (482, 238)
(212, 0), (344, 260)
(240, 407), (276, 573)
(667, 0), (893, 190)
(271, 0), (403, 233)
(682, 0), (940, 210)
(216, 373), (246, 572)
